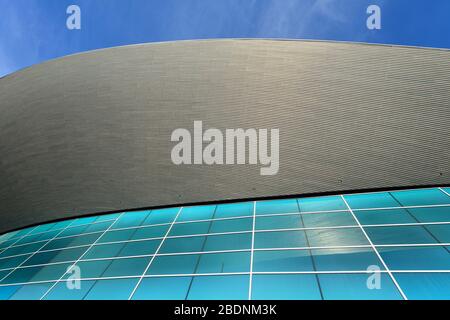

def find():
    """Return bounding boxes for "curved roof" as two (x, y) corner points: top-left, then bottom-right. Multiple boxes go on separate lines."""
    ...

(0, 39), (449, 233)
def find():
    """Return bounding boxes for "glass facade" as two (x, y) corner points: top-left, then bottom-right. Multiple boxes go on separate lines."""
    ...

(0, 187), (449, 300)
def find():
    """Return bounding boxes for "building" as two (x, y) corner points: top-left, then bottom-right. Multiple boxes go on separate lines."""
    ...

(0, 39), (449, 299)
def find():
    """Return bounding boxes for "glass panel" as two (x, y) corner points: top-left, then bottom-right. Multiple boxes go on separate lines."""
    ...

(177, 205), (216, 222)
(102, 257), (151, 277)
(0, 254), (32, 270)
(209, 218), (253, 233)
(169, 221), (211, 237)
(142, 208), (179, 226)
(354, 208), (417, 225)
(318, 274), (403, 300)
(61, 260), (111, 279)
(365, 226), (438, 245)
(391, 188), (450, 206)
(298, 195), (347, 212)
(147, 254), (199, 275)
(306, 228), (369, 247)
(187, 275), (249, 300)
(98, 229), (136, 243)
(395, 273), (450, 300)
(379, 246), (450, 270)
(197, 252), (250, 273)
(110, 210), (150, 229)
(203, 233), (252, 251)
(253, 250), (314, 272)
(425, 224), (450, 243)
(252, 275), (322, 300)
(84, 243), (125, 259)
(344, 192), (398, 209)
(409, 207), (450, 223)
(84, 278), (139, 300)
(131, 225), (170, 240)
(159, 237), (206, 254)
(215, 202), (253, 219)
(254, 230), (307, 249)
(312, 247), (384, 271)
(117, 239), (161, 257)
(255, 215), (303, 230)
(0, 285), (20, 300)
(132, 277), (192, 300)
(256, 199), (298, 215)
(302, 212), (356, 228)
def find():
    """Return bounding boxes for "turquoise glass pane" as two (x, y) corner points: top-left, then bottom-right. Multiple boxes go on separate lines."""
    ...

(147, 254), (199, 275)
(132, 277), (191, 300)
(298, 195), (347, 212)
(253, 250), (314, 272)
(169, 221), (211, 236)
(177, 205), (216, 222)
(252, 275), (322, 300)
(312, 247), (384, 271)
(210, 218), (253, 233)
(354, 208), (417, 225)
(254, 230), (307, 249)
(391, 188), (450, 206)
(187, 275), (249, 300)
(44, 280), (95, 300)
(203, 233), (251, 251)
(160, 237), (206, 254)
(0, 242), (45, 258)
(302, 212), (356, 228)
(306, 228), (369, 247)
(9, 282), (54, 300)
(84, 278), (139, 300)
(118, 239), (161, 257)
(197, 252), (250, 273)
(425, 224), (450, 243)
(318, 274), (403, 300)
(409, 207), (450, 223)
(98, 229), (136, 243)
(131, 224), (170, 240)
(379, 246), (450, 270)
(84, 243), (125, 259)
(255, 199), (298, 215)
(102, 257), (150, 277)
(142, 207), (179, 226)
(395, 273), (450, 300)
(365, 226), (438, 245)
(215, 202), (253, 219)
(255, 215), (303, 230)
(344, 192), (398, 209)
(110, 210), (150, 229)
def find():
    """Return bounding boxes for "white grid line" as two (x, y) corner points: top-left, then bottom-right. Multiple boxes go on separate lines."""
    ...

(127, 207), (184, 300)
(341, 195), (408, 300)
(248, 201), (256, 300)
(39, 212), (126, 300)
(439, 187), (450, 198)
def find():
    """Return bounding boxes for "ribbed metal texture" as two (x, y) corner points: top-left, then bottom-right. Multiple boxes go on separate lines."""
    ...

(0, 39), (449, 233)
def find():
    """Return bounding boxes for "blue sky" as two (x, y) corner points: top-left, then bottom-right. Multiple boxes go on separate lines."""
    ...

(1, 0), (450, 77)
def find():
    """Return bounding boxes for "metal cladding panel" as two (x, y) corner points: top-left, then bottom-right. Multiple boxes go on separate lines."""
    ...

(0, 39), (449, 233)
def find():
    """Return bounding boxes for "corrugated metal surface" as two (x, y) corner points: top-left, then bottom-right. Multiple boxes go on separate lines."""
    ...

(0, 39), (449, 233)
